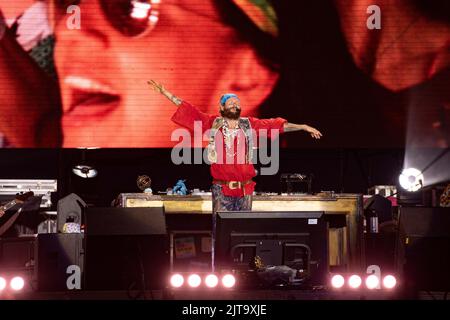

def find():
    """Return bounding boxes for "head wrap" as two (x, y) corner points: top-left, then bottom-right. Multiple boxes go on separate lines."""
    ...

(220, 93), (240, 106)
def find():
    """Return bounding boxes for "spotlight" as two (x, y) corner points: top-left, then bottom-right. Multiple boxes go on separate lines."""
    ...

(0, 277), (6, 291)
(382, 275), (397, 289)
(365, 274), (380, 289)
(399, 168), (424, 192)
(10, 276), (25, 291)
(331, 274), (345, 289)
(170, 274), (184, 288)
(204, 274), (219, 288)
(221, 274), (236, 288)
(187, 274), (202, 288)
(72, 148), (98, 178)
(72, 165), (98, 178)
(348, 275), (362, 289)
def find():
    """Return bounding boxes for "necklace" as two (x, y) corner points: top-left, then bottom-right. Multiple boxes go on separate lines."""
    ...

(222, 120), (240, 158)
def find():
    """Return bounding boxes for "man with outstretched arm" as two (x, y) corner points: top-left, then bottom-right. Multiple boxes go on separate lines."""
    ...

(148, 79), (322, 213)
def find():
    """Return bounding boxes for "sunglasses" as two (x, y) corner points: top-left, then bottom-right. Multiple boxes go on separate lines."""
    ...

(52, 0), (161, 37)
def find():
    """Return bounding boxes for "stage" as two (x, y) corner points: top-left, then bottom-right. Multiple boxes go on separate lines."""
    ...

(4, 288), (404, 300)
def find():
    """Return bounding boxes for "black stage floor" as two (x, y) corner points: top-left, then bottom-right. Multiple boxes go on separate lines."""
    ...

(1, 288), (416, 300)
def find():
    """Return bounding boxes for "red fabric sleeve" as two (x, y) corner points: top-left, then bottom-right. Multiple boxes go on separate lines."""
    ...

(249, 117), (287, 138)
(171, 100), (216, 134)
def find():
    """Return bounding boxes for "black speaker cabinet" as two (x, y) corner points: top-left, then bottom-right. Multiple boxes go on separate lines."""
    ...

(0, 236), (35, 270)
(35, 233), (84, 291)
(84, 207), (169, 291)
(397, 207), (450, 291)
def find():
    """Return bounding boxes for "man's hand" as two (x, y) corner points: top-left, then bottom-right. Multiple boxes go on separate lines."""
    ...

(147, 79), (182, 106)
(303, 125), (322, 139)
(147, 79), (165, 93)
(284, 123), (323, 139)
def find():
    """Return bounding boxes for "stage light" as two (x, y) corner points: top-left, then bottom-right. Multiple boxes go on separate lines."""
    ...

(0, 277), (6, 291)
(221, 274), (236, 288)
(205, 274), (219, 288)
(365, 274), (380, 289)
(10, 276), (25, 291)
(382, 275), (397, 289)
(72, 165), (98, 179)
(187, 274), (202, 288)
(399, 168), (424, 192)
(348, 275), (362, 289)
(72, 148), (98, 178)
(331, 274), (345, 288)
(170, 274), (184, 288)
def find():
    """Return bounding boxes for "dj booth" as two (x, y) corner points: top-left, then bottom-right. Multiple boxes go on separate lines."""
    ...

(118, 192), (364, 271)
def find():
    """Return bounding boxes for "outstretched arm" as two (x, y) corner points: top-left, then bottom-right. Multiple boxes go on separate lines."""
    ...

(148, 80), (215, 133)
(284, 123), (322, 139)
(147, 80), (182, 106)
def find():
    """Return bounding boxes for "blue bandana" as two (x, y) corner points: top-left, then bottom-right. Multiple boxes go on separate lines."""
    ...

(220, 93), (239, 106)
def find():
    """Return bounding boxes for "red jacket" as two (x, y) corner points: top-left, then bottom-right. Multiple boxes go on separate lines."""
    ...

(171, 101), (286, 196)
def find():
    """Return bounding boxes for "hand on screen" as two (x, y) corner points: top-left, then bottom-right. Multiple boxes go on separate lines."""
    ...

(147, 80), (164, 94)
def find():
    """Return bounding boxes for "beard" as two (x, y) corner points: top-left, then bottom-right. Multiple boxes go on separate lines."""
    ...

(220, 108), (241, 120)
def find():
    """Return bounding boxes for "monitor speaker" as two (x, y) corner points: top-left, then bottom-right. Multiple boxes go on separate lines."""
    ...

(84, 207), (169, 291)
(35, 233), (84, 291)
(397, 207), (450, 291)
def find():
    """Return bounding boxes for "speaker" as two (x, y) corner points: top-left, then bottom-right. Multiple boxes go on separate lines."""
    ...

(57, 193), (86, 233)
(397, 207), (450, 291)
(0, 237), (35, 270)
(35, 233), (84, 291)
(84, 207), (168, 291)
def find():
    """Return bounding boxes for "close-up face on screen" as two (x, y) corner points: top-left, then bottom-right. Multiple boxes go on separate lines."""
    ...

(0, 0), (448, 148)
